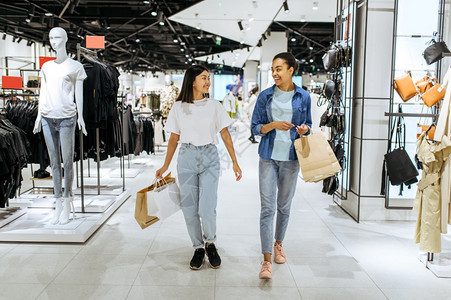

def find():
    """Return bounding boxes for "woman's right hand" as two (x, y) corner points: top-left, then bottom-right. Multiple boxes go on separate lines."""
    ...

(155, 165), (168, 179)
(273, 121), (294, 131)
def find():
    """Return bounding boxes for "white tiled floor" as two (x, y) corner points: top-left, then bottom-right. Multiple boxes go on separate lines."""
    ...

(3, 121), (451, 299)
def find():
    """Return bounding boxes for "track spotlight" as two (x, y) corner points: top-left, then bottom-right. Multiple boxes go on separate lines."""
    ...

(262, 33), (267, 41)
(17, 37), (22, 43)
(237, 21), (243, 31)
(173, 36), (179, 43)
(158, 12), (164, 26)
(12, 36), (16, 42)
(105, 19), (110, 30)
(2, 34), (6, 40)
(257, 39), (262, 47)
(197, 30), (203, 39)
(313, 2), (318, 10)
(39, 14), (45, 25)
(135, 35), (141, 43)
(291, 36), (296, 42)
(283, 1), (289, 13)
(300, 15), (306, 22)
(28, 5), (35, 16)
(48, 16), (54, 28)
(27, 40), (33, 46)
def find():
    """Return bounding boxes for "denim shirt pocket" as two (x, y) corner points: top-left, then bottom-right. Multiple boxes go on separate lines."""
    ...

(295, 106), (307, 125)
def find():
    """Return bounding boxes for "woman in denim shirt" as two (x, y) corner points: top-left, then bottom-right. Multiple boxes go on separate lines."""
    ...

(251, 52), (312, 279)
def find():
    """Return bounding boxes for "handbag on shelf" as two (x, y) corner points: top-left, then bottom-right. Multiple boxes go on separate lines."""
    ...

(415, 75), (435, 94)
(381, 105), (419, 195)
(324, 80), (336, 99)
(394, 72), (418, 102)
(417, 106), (436, 140)
(423, 40), (451, 65)
(421, 83), (446, 107)
(322, 48), (339, 71)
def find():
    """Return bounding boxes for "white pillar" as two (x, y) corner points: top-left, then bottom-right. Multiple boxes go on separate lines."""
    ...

(243, 60), (258, 97)
(260, 32), (287, 90)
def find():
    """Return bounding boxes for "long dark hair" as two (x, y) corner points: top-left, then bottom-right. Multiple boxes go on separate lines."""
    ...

(273, 52), (299, 76)
(176, 65), (209, 103)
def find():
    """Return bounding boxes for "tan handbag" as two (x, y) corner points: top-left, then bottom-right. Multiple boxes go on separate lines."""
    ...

(394, 72), (418, 101)
(415, 76), (435, 94)
(417, 124), (435, 139)
(421, 83), (446, 107)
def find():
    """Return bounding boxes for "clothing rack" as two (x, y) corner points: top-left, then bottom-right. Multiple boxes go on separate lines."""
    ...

(76, 44), (126, 200)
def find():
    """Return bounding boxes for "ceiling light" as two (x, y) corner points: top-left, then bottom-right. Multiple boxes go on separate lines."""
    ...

(237, 21), (243, 31)
(185, 54), (189, 58)
(246, 27), (251, 31)
(248, 14), (254, 22)
(291, 37), (296, 42)
(240, 40), (244, 44)
(188, 58), (192, 62)
(158, 12), (164, 25)
(143, 0), (150, 4)
(173, 36), (179, 43)
(135, 35), (141, 43)
(180, 48), (185, 52)
(309, 58), (314, 63)
(283, 1), (289, 13)
(196, 23), (201, 30)
(313, 2), (318, 10)
(216, 36), (222, 41)
(309, 46), (313, 50)
(28, 5), (35, 16)
(300, 15), (306, 22)
(45, 12), (53, 17)
(151, 11), (158, 16)
(25, 18), (31, 23)
(105, 20), (110, 29)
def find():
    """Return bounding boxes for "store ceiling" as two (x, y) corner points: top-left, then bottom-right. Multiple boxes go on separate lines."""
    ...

(0, 0), (335, 73)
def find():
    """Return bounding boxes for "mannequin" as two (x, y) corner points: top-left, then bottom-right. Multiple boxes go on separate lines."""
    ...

(160, 74), (179, 117)
(33, 27), (87, 225)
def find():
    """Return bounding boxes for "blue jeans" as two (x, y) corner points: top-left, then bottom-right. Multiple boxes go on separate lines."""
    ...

(42, 116), (76, 199)
(177, 143), (220, 249)
(259, 158), (300, 254)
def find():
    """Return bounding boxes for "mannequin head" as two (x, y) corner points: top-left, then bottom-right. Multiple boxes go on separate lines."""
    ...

(49, 27), (68, 52)
(165, 74), (172, 85)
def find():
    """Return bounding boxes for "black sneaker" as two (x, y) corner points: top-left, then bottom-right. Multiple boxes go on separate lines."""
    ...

(190, 248), (205, 270)
(206, 243), (221, 269)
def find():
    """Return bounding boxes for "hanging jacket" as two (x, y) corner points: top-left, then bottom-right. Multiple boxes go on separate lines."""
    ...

(433, 67), (451, 233)
(414, 132), (451, 253)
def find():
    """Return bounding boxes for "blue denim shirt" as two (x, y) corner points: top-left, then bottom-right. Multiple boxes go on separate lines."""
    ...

(251, 84), (312, 161)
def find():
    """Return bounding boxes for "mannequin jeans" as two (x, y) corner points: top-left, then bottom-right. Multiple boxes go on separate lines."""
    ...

(259, 158), (300, 254)
(177, 143), (220, 249)
(41, 116), (76, 199)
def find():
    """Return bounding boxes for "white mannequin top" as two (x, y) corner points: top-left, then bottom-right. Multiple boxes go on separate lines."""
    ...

(39, 58), (87, 118)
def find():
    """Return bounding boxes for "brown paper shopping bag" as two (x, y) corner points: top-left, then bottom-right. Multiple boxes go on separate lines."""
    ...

(294, 132), (341, 183)
(134, 172), (174, 229)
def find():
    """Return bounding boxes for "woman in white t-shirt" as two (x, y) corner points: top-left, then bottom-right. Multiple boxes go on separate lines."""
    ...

(156, 65), (242, 270)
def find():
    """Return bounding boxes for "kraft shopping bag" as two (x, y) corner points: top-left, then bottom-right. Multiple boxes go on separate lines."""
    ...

(294, 132), (341, 183)
(147, 177), (181, 220)
(134, 173), (176, 229)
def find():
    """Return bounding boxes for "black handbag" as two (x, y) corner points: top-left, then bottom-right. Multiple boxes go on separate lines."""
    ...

(324, 80), (336, 99)
(423, 40), (450, 65)
(322, 48), (339, 71)
(381, 105), (418, 194)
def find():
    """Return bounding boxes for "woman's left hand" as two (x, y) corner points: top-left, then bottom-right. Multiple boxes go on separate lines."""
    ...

(233, 162), (242, 181)
(296, 124), (310, 135)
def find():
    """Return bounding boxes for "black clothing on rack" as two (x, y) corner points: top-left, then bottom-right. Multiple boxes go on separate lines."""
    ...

(5, 100), (50, 170)
(0, 119), (31, 207)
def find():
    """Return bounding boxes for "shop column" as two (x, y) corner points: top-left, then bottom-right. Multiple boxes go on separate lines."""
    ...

(259, 32), (287, 90)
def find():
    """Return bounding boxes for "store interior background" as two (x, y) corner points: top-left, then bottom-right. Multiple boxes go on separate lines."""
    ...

(1, 0), (451, 299)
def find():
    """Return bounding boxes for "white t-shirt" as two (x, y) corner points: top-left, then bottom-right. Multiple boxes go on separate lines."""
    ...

(39, 58), (87, 118)
(164, 98), (232, 146)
